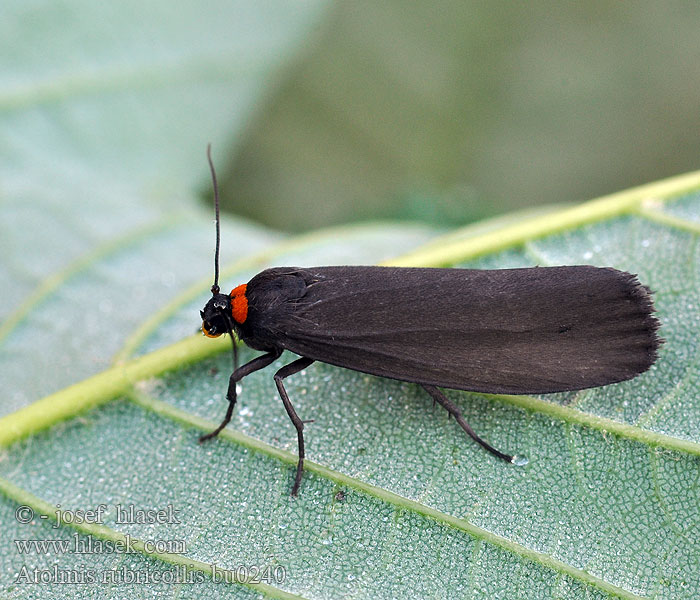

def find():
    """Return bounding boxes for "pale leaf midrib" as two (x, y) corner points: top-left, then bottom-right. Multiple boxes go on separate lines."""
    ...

(386, 170), (700, 268)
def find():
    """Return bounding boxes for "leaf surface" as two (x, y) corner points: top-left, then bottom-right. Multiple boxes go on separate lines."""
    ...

(2, 175), (700, 599)
(2, 1), (700, 598)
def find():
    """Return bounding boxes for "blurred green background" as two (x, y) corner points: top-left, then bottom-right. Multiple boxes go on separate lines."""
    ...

(220, 1), (700, 230)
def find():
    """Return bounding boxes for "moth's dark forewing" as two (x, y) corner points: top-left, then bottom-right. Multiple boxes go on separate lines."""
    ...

(243, 266), (660, 394)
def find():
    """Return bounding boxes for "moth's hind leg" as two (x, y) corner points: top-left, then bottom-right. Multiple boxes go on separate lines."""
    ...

(421, 384), (522, 464)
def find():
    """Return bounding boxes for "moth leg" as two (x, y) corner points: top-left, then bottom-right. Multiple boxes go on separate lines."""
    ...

(199, 349), (282, 442)
(421, 384), (514, 463)
(274, 356), (315, 496)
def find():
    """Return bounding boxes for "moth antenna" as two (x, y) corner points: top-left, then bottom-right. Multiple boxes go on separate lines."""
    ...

(207, 143), (221, 295)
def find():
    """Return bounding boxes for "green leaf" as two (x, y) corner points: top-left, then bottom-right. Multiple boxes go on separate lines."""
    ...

(3, 2), (700, 598)
(2, 173), (700, 599)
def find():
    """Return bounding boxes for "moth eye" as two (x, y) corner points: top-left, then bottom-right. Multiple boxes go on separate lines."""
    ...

(202, 322), (221, 338)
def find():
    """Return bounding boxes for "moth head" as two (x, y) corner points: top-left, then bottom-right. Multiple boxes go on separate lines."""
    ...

(200, 293), (231, 338)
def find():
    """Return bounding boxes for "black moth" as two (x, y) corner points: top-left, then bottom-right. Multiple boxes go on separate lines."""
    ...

(199, 147), (662, 496)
